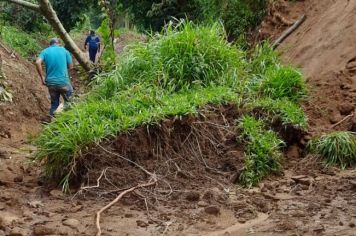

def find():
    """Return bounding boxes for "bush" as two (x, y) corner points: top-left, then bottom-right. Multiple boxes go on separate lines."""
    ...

(34, 21), (245, 183)
(238, 115), (284, 187)
(258, 66), (307, 102)
(308, 131), (356, 169)
(103, 21), (245, 93)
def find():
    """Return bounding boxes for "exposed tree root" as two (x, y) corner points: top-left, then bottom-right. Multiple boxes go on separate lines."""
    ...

(95, 177), (157, 236)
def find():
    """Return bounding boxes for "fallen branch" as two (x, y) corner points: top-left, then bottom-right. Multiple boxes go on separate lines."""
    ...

(272, 14), (306, 49)
(331, 113), (354, 129)
(95, 177), (157, 236)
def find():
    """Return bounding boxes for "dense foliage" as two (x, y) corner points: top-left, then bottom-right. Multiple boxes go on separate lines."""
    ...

(34, 21), (307, 189)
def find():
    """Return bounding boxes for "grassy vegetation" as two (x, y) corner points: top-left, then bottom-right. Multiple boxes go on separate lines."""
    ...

(0, 25), (46, 60)
(238, 115), (284, 187)
(34, 21), (307, 188)
(308, 132), (356, 169)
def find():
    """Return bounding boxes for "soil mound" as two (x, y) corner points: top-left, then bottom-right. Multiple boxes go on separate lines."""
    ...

(0, 41), (48, 144)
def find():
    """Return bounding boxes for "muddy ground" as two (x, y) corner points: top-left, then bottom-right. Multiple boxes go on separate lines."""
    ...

(1, 0), (356, 235)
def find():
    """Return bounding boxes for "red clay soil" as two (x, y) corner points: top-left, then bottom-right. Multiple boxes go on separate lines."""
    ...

(261, 0), (356, 134)
(0, 41), (49, 146)
(0, 1), (356, 235)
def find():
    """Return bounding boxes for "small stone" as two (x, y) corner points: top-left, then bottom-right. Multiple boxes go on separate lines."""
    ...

(197, 201), (208, 207)
(185, 191), (200, 202)
(204, 205), (220, 215)
(9, 227), (26, 236)
(49, 190), (63, 199)
(339, 221), (344, 226)
(136, 220), (148, 228)
(13, 176), (23, 183)
(32, 225), (56, 235)
(124, 213), (133, 218)
(349, 222), (355, 228)
(28, 201), (44, 208)
(62, 218), (80, 229)
(291, 176), (313, 186)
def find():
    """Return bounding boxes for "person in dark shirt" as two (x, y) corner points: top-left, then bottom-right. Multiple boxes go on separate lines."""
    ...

(84, 30), (101, 63)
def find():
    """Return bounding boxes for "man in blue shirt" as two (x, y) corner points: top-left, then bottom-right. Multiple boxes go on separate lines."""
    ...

(36, 38), (73, 117)
(84, 30), (101, 63)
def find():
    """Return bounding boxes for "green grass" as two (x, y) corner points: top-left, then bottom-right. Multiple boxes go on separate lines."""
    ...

(238, 115), (284, 187)
(0, 25), (44, 60)
(34, 21), (308, 188)
(244, 98), (308, 129)
(308, 131), (356, 169)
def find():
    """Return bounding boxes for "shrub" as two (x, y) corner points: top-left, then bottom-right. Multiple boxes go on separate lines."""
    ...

(258, 65), (307, 102)
(308, 131), (356, 169)
(34, 22), (245, 183)
(238, 115), (284, 187)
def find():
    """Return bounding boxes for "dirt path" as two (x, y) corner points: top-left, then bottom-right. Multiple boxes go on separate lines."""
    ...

(1, 0), (356, 235)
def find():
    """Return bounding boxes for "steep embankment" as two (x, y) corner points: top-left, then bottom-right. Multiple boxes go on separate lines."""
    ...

(0, 42), (48, 145)
(278, 0), (356, 134)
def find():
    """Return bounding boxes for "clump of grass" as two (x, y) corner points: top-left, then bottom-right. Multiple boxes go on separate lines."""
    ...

(34, 21), (245, 181)
(308, 131), (356, 169)
(249, 42), (280, 75)
(244, 98), (308, 129)
(238, 115), (284, 187)
(258, 65), (307, 102)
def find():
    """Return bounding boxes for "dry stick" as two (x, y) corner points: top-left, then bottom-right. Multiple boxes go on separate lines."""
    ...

(95, 144), (158, 236)
(331, 113), (354, 129)
(272, 14), (307, 50)
(95, 178), (157, 236)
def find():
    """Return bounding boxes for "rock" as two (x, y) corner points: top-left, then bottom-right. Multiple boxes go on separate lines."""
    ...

(185, 191), (200, 202)
(62, 218), (80, 229)
(329, 112), (342, 124)
(204, 205), (220, 215)
(32, 225), (56, 235)
(0, 212), (19, 227)
(349, 222), (355, 228)
(28, 201), (44, 208)
(124, 213), (133, 218)
(136, 220), (149, 228)
(338, 102), (354, 115)
(291, 176), (313, 186)
(9, 227), (26, 236)
(197, 201), (208, 207)
(49, 190), (63, 199)
(13, 176), (23, 183)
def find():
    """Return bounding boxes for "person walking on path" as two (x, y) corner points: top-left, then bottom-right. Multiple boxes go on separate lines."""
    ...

(84, 30), (101, 63)
(36, 38), (73, 118)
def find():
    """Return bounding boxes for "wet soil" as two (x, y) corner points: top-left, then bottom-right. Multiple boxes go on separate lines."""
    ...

(1, 0), (356, 235)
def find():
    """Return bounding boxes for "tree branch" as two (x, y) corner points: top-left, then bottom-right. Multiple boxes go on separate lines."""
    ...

(1, 0), (41, 12)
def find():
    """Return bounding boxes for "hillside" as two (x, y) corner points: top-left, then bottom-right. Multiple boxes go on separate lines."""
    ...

(0, 41), (48, 145)
(0, 1), (355, 236)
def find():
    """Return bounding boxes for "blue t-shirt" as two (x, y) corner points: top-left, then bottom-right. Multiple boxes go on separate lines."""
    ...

(39, 45), (72, 86)
(85, 35), (100, 50)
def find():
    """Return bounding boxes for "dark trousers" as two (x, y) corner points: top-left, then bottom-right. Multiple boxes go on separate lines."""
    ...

(89, 47), (98, 63)
(48, 84), (73, 116)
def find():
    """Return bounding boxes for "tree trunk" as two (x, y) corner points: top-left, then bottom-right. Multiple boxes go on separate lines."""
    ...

(1, 0), (92, 72)
(38, 0), (91, 71)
